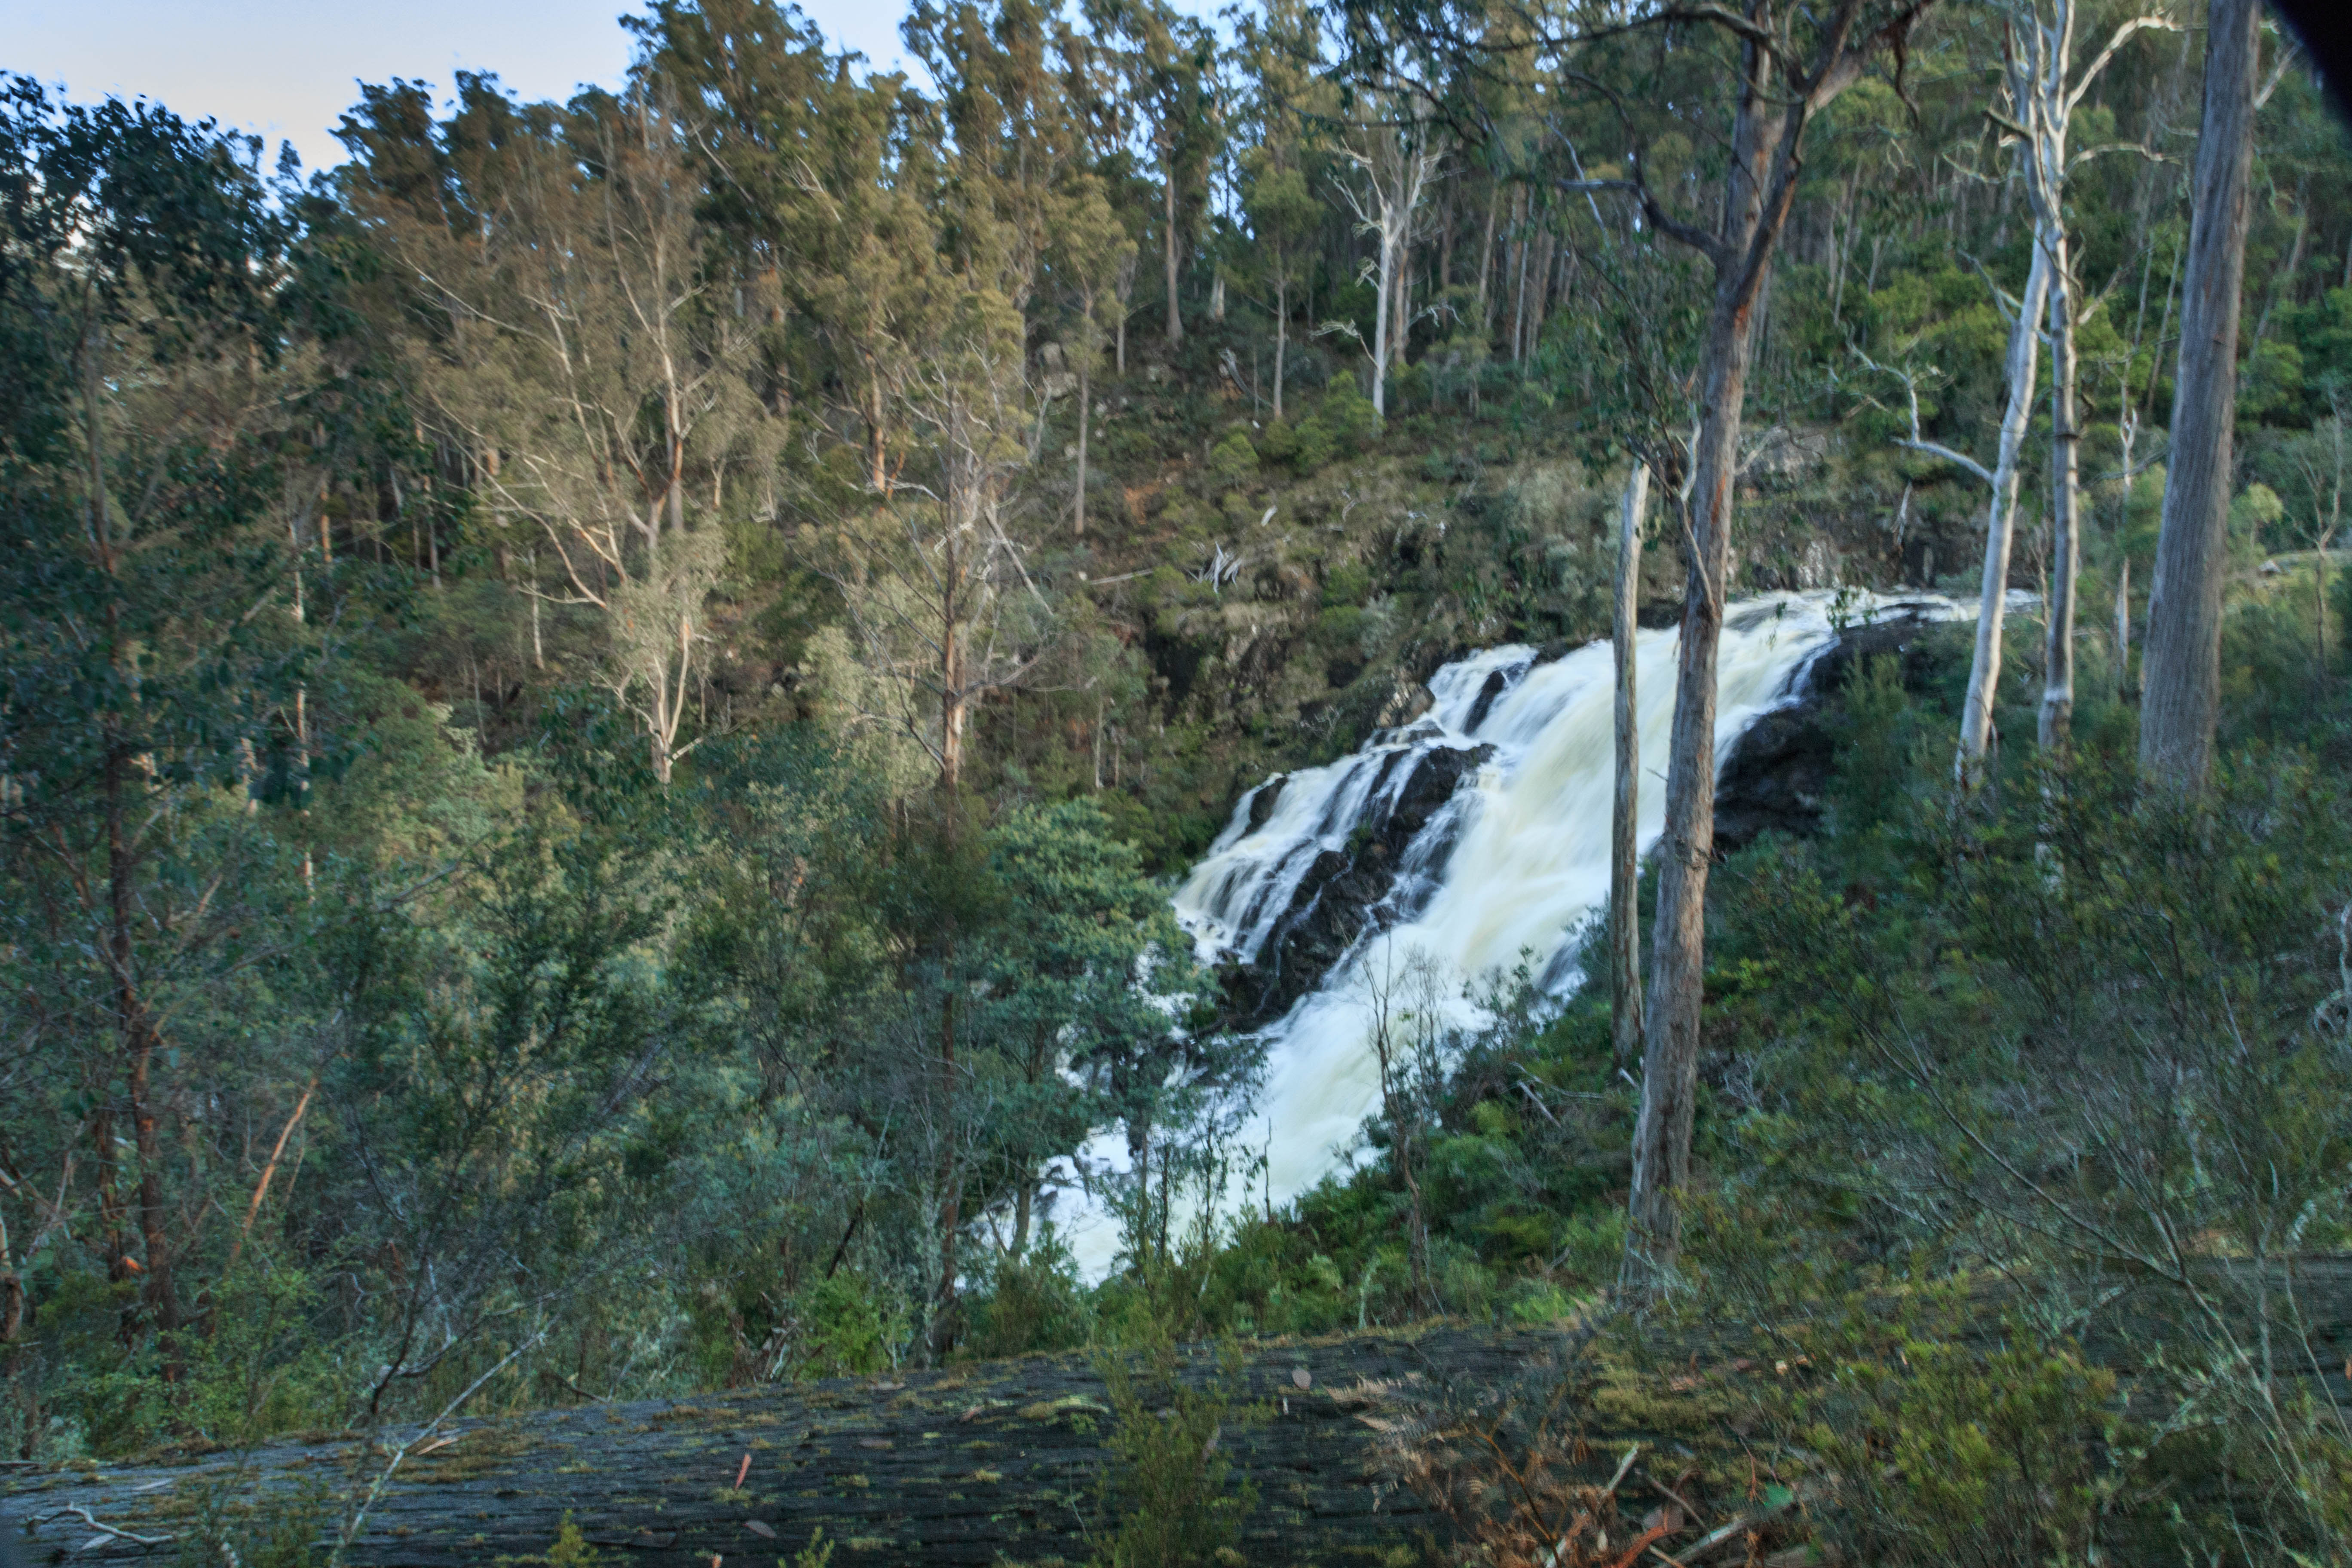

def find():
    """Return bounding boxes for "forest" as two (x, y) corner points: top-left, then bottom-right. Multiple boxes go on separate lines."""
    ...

(4, 0), (2352, 1560)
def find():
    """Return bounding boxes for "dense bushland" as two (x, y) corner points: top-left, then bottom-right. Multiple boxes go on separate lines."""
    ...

(5, 1), (2352, 1559)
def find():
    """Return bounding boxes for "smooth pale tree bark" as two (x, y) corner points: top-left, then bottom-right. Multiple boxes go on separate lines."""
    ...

(1163, 140), (1184, 346)
(1997, 0), (2180, 750)
(1597, 0), (1933, 1284)
(1956, 240), (2054, 783)
(1336, 116), (1440, 422)
(2043, 230), (2084, 747)
(377, 89), (755, 784)
(2116, 555), (2134, 700)
(2141, 0), (2260, 791)
(1611, 462), (1649, 1069)
(1074, 343), (1091, 537)
(1859, 244), (2046, 778)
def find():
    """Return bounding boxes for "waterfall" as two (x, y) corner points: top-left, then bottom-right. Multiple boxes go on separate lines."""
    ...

(1056, 589), (1963, 1277)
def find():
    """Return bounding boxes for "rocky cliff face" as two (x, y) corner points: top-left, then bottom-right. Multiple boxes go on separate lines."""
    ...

(1712, 606), (1953, 855)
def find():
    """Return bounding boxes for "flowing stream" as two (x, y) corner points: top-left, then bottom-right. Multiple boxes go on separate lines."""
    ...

(1056, 589), (1962, 1276)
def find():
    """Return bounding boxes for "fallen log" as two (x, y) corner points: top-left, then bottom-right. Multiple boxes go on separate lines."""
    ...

(9, 1258), (2352, 1565)
(1, 1325), (1557, 1566)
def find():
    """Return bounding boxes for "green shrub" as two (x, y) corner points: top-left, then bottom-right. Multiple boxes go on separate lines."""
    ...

(1757, 1306), (2117, 1568)
(964, 1235), (1093, 1359)
(1208, 431), (1258, 484)
(1322, 382), (1379, 448)
(791, 1272), (897, 1380)
(1092, 1335), (1262, 1568)
(1320, 560), (1373, 607)
(1289, 415), (1335, 471)
(545, 1512), (602, 1567)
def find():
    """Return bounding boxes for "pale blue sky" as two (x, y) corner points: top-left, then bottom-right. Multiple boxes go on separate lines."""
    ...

(7, 0), (926, 174)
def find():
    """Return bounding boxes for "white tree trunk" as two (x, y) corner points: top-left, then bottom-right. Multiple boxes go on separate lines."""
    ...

(1371, 223), (1393, 419)
(1074, 335), (1090, 539)
(1956, 238), (2054, 786)
(1273, 277), (1287, 420)
(2041, 224), (2082, 748)
(1338, 121), (1438, 427)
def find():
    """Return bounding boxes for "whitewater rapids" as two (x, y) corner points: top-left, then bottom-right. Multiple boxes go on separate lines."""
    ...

(1054, 589), (1961, 1277)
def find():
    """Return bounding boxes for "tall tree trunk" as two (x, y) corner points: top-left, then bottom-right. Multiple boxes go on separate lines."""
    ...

(1162, 144), (1183, 346)
(2041, 224), (2083, 750)
(1525, 230), (1553, 357)
(2116, 555), (2134, 701)
(1273, 276), (1288, 420)
(1957, 239), (2055, 785)
(2141, 0), (2258, 792)
(1372, 223), (1393, 419)
(1391, 242), (1410, 372)
(1509, 193), (1530, 361)
(1625, 7), (1844, 1281)
(1625, 261), (1763, 1280)
(931, 534), (968, 1361)
(1478, 178), (1501, 335)
(1611, 463), (1649, 1070)
(1074, 334), (1090, 538)
(83, 325), (180, 1366)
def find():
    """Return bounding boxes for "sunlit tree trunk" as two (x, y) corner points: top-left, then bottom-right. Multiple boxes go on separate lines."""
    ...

(1999, 0), (2178, 752)
(1074, 346), (1091, 538)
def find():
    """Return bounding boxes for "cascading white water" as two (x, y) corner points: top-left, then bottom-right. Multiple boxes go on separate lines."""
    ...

(1056, 589), (1962, 1276)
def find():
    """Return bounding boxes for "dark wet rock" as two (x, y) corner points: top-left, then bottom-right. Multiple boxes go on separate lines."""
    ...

(1245, 775), (1287, 833)
(1712, 607), (1954, 857)
(1464, 668), (1512, 733)
(1223, 742), (1494, 1027)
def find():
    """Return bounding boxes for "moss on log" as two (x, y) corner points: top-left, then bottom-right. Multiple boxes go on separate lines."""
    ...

(10, 1260), (2352, 1565)
(1, 1326), (1560, 1566)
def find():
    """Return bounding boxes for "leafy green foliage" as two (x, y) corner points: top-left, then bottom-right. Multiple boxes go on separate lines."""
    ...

(1092, 1335), (1262, 1568)
(4, 20), (2352, 1568)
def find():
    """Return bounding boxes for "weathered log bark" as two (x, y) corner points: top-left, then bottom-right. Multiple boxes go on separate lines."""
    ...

(2, 1328), (1550, 1566)
(12, 1262), (2352, 1565)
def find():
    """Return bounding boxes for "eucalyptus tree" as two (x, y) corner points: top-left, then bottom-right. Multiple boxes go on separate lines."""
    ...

(1335, 0), (1939, 1279)
(1332, 94), (1443, 421)
(1054, 176), (1135, 536)
(1234, 0), (1328, 421)
(2141, 0), (2261, 790)
(1084, 0), (1220, 347)
(632, 0), (908, 489)
(1994, 0), (2181, 750)
(343, 76), (779, 783)
(0, 79), (312, 1375)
